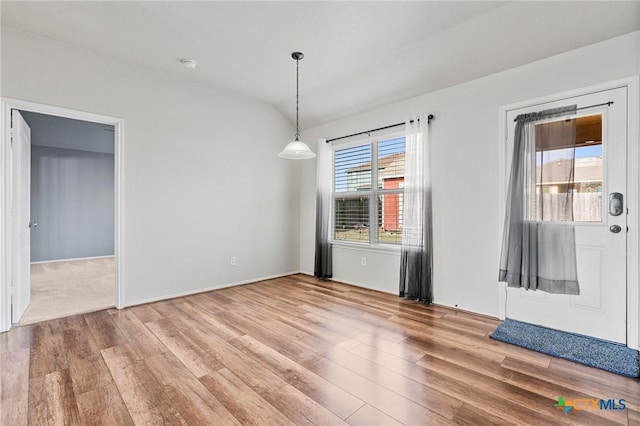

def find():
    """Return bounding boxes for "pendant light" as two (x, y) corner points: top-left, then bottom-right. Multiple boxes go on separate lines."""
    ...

(278, 52), (316, 159)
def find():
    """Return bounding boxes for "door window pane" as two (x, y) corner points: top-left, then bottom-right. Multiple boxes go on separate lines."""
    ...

(536, 114), (602, 222)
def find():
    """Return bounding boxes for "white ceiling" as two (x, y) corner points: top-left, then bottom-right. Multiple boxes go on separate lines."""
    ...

(2, 1), (640, 129)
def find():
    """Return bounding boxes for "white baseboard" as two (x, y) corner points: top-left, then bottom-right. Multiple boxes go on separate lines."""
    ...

(122, 270), (300, 309)
(31, 255), (115, 264)
(432, 301), (498, 319)
(303, 269), (499, 319)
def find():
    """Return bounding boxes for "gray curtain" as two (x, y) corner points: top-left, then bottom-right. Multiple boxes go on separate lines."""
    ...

(499, 105), (580, 294)
(399, 115), (432, 303)
(314, 139), (332, 279)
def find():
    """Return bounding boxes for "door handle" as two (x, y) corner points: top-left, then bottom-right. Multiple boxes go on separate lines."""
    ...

(28, 221), (38, 229)
(610, 225), (622, 234)
(609, 193), (623, 216)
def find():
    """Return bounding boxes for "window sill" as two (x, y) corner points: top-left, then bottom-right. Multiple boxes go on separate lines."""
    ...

(331, 241), (401, 255)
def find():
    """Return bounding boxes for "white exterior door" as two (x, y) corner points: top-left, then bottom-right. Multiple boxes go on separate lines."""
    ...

(504, 87), (628, 344)
(11, 110), (31, 323)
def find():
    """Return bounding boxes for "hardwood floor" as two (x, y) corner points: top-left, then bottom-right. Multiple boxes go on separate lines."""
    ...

(1, 274), (639, 425)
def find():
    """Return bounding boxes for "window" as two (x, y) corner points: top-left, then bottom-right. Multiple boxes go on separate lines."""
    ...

(333, 135), (405, 245)
(535, 114), (603, 222)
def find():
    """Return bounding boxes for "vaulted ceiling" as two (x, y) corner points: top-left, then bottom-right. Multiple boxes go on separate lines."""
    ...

(2, 1), (639, 129)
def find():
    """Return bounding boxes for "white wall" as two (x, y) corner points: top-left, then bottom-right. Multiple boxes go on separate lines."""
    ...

(1, 26), (299, 306)
(299, 31), (640, 317)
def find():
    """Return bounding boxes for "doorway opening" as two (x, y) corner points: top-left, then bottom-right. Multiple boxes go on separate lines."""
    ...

(0, 99), (124, 332)
(19, 111), (116, 324)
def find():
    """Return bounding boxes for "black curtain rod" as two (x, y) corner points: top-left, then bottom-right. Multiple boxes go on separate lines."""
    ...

(513, 101), (613, 122)
(326, 114), (434, 143)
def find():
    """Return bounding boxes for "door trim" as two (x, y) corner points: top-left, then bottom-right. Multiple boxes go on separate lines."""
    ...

(0, 98), (125, 332)
(497, 76), (640, 349)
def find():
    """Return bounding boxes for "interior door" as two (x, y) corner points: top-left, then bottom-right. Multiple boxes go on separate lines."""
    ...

(504, 87), (627, 344)
(11, 110), (31, 323)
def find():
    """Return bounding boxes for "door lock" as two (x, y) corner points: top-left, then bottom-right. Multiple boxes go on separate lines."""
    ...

(609, 225), (622, 234)
(609, 193), (623, 216)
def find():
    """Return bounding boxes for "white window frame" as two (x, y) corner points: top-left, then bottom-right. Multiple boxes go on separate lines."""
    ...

(331, 130), (405, 251)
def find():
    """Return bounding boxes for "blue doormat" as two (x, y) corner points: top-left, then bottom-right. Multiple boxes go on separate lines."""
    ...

(490, 319), (640, 378)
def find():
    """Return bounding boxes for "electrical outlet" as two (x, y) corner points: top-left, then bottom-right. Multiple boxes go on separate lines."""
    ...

(361, 257), (367, 267)
(230, 256), (236, 266)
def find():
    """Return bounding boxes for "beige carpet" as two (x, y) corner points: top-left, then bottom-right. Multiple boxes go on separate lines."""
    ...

(19, 257), (115, 325)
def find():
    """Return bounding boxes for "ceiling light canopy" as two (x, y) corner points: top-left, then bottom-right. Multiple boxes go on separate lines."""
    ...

(182, 59), (197, 69)
(279, 52), (316, 160)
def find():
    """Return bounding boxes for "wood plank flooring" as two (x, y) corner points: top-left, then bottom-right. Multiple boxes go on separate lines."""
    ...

(1, 273), (639, 425)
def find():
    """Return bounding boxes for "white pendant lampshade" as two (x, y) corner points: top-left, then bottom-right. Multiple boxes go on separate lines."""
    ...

(278, 139), (316, 159)
(279, 52), (316, 160)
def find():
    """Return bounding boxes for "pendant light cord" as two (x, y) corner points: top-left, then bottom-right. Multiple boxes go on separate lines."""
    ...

(295, 58), (300, 141)
(278, 52), (315, 159)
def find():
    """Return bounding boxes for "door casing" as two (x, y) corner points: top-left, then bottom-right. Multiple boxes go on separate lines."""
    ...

(0, 98), (125, 332)
(497, 76), (640, 350)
